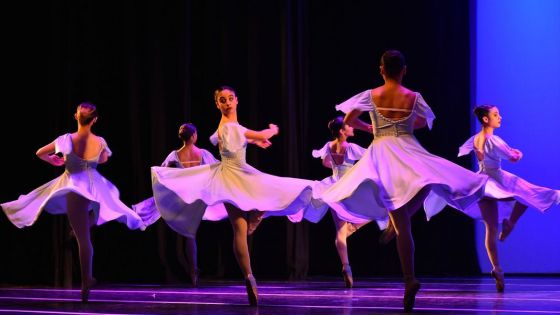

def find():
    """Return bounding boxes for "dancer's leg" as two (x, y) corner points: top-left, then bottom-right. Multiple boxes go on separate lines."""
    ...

(66, 193), (95, 302)
(333, 215), (352, 287)
(247, 210), (265, 236)
(226, 205), (258, 305)
(479, 198), (504, 292)
(479, 198), (501, 271)
(332, 212), (366, 288)
(176, 234), (199, 286)
(499, 201), (528, 241)
(226, 206), (253, 277)
(388, 186), (430, 312)
(185, 237), (199, 286)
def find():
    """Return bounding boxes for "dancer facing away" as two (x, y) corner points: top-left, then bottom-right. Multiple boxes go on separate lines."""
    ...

(289, 116), (388, 288)
(1, 102), (145, 302)
(319, 50), (488, 312)
(133, 122), (227, 287)
(151, 86), (314, 306)
(425, 104), (560, 292)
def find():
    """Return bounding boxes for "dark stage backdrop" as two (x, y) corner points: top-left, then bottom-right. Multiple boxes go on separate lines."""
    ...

(1, 0), (478, 286)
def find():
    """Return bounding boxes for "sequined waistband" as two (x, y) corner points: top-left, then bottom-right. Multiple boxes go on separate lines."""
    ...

(374, 130), (413, 137)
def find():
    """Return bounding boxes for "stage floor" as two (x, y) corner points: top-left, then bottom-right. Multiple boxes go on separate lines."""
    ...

(1, 276), (559, 314)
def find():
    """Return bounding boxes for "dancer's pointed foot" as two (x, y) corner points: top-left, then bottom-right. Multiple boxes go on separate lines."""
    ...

(81, 278), (97, 303)
(491, 269), (505, 292)
(68, 228), (76, 240)
(247, 211), (265, 236)
(403, 279), (421, 313)
(499, 219), (514, 241)
(342, 264), (353, 288)
(379, 222), (396, 245)
(245, 274), (258, 306)
(190, 268), (199, 287)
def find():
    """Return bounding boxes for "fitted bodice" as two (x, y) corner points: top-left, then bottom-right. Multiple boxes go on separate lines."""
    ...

(162, 149), (219, 168)
(210, 123), (248, 166)
(369, 108), (416, 138)
(54, 133), (110, 174)
(335, 90), (435, 138)
(64, 152), (100, 174)
(459, 134), (519, 174)
(312, 142), (365, 180)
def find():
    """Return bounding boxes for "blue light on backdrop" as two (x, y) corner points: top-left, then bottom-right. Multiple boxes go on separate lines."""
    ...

(475, 0), (560, 273)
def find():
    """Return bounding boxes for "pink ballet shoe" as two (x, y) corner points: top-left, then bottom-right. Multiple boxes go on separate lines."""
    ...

(403, 279), (421, 313)
(499, 219), (514, 241)
(245, 275), (258, 306)
(491, 269), (505, 292)
(247, 211), (265, 236)
(342, 264), (353, 288)
(81, 278), (97, 303)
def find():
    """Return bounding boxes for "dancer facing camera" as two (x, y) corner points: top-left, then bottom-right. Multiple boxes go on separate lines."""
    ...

(151, 86), (314, 305)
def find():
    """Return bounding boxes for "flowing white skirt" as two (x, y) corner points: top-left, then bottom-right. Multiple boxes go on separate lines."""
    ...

(151, 160), (314, 237)
(1, 170), (145, 230)
(288, 175), (389, 229)
(320, 135), (488, 220)
(426, 168), (560, 220)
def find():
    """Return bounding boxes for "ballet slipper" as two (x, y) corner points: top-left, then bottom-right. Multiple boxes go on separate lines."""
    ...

(499, 219), (514, 242)
(245, 274), (258, 306)
(491, 269), (505, 292)
(342, 264), (353, 288)
(81, 277), (97, 303)
(403, 279), (421, 313)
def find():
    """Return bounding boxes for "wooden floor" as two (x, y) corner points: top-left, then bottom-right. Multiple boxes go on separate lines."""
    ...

(1, 276), (559, 314)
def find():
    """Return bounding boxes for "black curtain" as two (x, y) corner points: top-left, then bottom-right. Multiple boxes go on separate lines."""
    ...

(1, 0), (479, 286)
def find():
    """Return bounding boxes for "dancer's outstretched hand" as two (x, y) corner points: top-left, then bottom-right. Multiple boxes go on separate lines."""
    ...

(253, 139), (272, 149)
(268, 123), (279, 135)
(509, 149), (523, 162)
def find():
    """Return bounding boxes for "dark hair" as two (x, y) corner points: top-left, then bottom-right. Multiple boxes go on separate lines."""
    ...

(76, 102), (98, 125)
(473, 104), (496, 124)
(178, 123), (197, 142)
(381, 50), (406, 79)
(214, 85), (237, 101)
(328, 116), (345, 139)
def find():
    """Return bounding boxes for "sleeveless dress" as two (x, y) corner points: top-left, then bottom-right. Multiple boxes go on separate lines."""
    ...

(132, 149), (228, 237)
(1, 134), (145, 230)
(319, 90), (488, 220)
(425, 134), (560, 219)
(289, 142), (389, 229)
(150, 123), (314, 237)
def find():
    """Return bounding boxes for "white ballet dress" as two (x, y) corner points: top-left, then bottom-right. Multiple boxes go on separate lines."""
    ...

(1, 134), (145, 230)
(319, 90), (489, 221)
(132, 149), (228, 237)
(425, 134), (560, 219)
(288, 142), (389, 229)
(151, 122), (314, 237)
